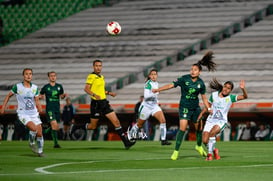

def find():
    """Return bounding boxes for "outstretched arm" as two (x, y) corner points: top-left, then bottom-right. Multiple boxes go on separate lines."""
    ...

(152, 83), (174, 93)
(237, 80), (248, 101)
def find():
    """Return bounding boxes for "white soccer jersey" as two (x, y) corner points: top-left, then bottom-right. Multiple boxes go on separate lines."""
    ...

(11, 82), (39, 115)
(142, 79), (159, 108)
(207, 91), (237, 123)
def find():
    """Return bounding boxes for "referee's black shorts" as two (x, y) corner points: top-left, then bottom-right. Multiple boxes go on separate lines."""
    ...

(90, 99), (114, 119)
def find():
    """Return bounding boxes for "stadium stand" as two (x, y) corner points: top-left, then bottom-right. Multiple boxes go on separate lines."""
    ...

(0, 0), (273, 113)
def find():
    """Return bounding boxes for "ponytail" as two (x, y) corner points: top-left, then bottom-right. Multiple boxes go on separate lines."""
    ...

(209, 78), (223, 91)
(193, 51), (216, 72)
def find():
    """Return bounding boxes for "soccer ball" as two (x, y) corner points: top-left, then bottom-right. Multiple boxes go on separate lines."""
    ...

(106, 21), (121, 35)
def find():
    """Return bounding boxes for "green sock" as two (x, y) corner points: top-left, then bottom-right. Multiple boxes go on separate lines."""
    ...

(196, 131), (202, 146)
(51, 130), (58, 145)
(175, 130), (185, 151)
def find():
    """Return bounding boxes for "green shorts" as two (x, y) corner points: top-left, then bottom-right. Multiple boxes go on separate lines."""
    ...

(46, 111), (61, 123)
(178, 107), (201, 123)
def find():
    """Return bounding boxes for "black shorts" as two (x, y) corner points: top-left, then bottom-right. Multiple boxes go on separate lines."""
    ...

(90, 99), (114, 119)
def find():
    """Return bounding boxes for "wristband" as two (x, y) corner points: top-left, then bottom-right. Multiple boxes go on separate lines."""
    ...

(208, 107), (212, 111)
(92, 93), (96, 97)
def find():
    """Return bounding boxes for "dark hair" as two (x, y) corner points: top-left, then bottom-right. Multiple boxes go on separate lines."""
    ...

(193, 51), (216, 72)
(145, 68), (158, 82)
(22, 68), (32, 75)
(209, 78), (234, 91)
(93, 59), (102, 65)
(47, 71), (56, 77)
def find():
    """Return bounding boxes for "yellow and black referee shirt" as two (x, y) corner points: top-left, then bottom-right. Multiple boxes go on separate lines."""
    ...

(85, 73), (106, 100)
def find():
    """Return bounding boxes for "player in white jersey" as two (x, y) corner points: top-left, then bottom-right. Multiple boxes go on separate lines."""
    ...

(199, 78), (248, 161)
(1, 68), (45, 157)
(128, 69), (171, 145)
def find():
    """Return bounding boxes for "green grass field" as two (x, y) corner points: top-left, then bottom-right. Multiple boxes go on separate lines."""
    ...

(0, 140), (272, 181)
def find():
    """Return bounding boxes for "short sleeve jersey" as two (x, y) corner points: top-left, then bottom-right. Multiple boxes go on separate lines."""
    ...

(208, 91), (237, 123)
(40, 83), (64, 112)
(85, 73), (106, 100)
(142, 79), (159, 108)
(173, 74), (206, 109)
(11, 82), (39, 115)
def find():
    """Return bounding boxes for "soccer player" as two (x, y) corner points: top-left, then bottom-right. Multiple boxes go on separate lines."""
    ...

(40, 71), (67, 148)
(128, 69), (172, 145)
(152, 51), (216, 160)
(1, 68), (44, 157)
(84, 59), (135, 149)
(200, 79), (248, 160)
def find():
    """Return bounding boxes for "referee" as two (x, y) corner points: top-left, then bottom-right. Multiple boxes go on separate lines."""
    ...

(84, 59), (135, 149)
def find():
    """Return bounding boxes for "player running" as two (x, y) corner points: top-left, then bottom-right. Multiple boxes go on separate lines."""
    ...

(127, 69), (172, 145)
(152, 51), (216, 160)
(1, 68), (45, 157)
(200, 79), (248, 160)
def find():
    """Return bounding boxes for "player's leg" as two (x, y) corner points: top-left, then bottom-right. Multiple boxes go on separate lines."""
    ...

(171, 118), (188, 160)
(153, 110), (171, 145)
(129, 105), (150, 140)
(128, 119), (145, 140)
(210, 124), (223, 160)
(193, 108), (207, 157)
(50, 119), (60, 148)
(207, 125), (221, 160)
(25, 121), (38, 153)
(86, 118), (99, 141)
(36, 123), (44, 157)
(106, 111), (135, 149)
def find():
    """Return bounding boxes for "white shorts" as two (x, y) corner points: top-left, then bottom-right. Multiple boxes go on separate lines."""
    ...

(18, 113), (42, 126)
(203, 119), (227, 135)
(139, 104), (162, 120)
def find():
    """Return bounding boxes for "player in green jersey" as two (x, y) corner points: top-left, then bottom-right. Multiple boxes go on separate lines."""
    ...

(152, 51), (216, 160)
(40, 71), (67, 148)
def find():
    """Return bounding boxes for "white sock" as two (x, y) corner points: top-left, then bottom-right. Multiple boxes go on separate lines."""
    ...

(208, 137), (216, 154)
(29, 131), (37, 145)
(160, 123), (167, 141)
(130, 124), (139, 138)
(36, 137), (44, 154)
(86, 130), (94, 141)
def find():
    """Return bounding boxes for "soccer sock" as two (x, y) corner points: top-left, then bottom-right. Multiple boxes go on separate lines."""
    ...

(160, 123), (167, 141)
(212, 136), (216, 150)
(115, 127), (127, 143)
(129, 124), (139, 137)
(36, 137), (44, 154)
(51, 129), (58, 145)
(196, 131), (202, 146)
(86, 129), (94, 141)
(208, 137), (215, 154)
(29, 131), (37, 145)
(175, 130), (185, 151)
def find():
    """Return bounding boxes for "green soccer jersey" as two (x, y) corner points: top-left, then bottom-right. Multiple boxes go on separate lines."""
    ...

(173, 74), (206, 109)
(40, 83), (64, 112)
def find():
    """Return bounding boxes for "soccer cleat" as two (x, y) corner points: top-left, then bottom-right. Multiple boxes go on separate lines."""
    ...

(127, 126), (134, 141)
(138, 132), (148, 140)
(161, 140), (172, 145)
(54, 144), (61, 148)
(195, 145), (207, 157)
(213, 148), (221, 160)
(29, 143), (38, 154)
(124, 140), (136, 150)
(171, 150), (179, 160)
(206, 153), (213, 161)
